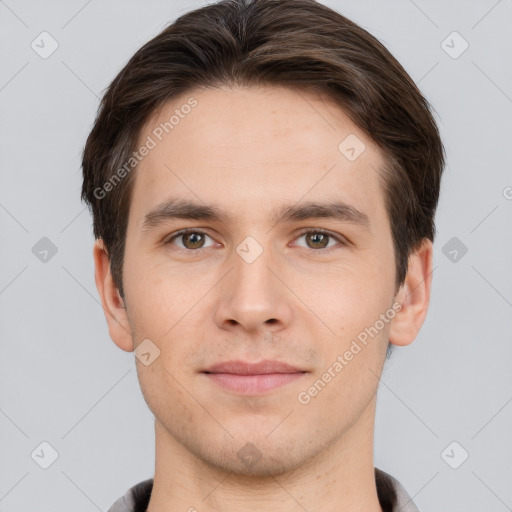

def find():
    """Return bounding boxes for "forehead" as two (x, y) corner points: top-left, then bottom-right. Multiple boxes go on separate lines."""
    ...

(129, 85), (387, 228)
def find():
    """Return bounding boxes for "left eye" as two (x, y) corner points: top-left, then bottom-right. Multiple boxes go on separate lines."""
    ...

(294, 230), (343, 251)
(165, 229), (344, 251)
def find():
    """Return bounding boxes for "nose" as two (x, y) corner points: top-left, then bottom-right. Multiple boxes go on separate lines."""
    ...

(214, 239), (293, 334)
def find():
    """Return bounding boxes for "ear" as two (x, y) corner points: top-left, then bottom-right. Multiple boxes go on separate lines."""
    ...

(388, 238), (433, 347)
(93, 238), (134, 352)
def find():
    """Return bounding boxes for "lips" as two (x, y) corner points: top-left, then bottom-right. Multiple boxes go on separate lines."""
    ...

(203, 360), (304, 375)
(202, 360), (306, 395)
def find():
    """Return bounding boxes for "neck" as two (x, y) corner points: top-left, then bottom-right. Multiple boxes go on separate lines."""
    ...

(147, 397), (382, 512)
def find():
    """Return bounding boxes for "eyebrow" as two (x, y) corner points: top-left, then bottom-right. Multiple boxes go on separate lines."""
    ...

(141, 198), (371, 231)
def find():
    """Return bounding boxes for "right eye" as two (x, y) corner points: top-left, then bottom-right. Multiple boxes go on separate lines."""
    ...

(164, 229), (218, 251)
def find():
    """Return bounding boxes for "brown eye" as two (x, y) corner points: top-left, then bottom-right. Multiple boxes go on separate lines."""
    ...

(166, 229), (215, 250)
(294, 229), (345, 252)
(305, 232), (329, 249)
(181, 232), (205, 249)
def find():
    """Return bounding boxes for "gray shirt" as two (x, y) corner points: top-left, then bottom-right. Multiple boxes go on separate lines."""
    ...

(107, 468), (420, 512)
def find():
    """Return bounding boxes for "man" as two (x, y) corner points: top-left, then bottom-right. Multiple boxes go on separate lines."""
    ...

(82, 0), (445, 510)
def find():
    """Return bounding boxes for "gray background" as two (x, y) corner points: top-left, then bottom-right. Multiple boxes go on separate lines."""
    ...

(1, 0), (511, 510)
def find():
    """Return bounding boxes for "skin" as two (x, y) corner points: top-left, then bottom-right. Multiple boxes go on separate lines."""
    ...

(94, 85), (432, 512)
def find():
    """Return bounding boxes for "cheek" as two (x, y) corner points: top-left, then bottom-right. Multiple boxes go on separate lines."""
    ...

(296, 335), (385, 438)
(124, 257), (202, 335)
(303, 260), (393, 398)
(308, 266), (392, 338)
(298, 302), (390, 424)
(136, 359), (198, 426)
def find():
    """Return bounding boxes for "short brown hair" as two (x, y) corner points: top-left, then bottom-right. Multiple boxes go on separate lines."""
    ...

(81, 0), (445, 300)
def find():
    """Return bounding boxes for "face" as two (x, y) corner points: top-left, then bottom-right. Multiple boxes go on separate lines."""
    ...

(101, 85), (421, 476)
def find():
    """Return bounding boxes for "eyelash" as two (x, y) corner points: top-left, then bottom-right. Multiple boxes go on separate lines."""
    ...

(164, 228), (347, 254)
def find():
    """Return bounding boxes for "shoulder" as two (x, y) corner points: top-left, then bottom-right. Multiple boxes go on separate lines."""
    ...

(107, 478), (154, 512)
(376, 468), (420, 512)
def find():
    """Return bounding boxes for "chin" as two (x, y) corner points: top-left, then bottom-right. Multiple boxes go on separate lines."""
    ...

(185, 432), (317, 478)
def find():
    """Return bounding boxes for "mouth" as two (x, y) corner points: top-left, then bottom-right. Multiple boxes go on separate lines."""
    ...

(201, 360), (307, 395)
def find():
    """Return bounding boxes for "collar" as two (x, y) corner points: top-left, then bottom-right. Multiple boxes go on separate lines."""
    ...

(107, 468), (420, 512)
